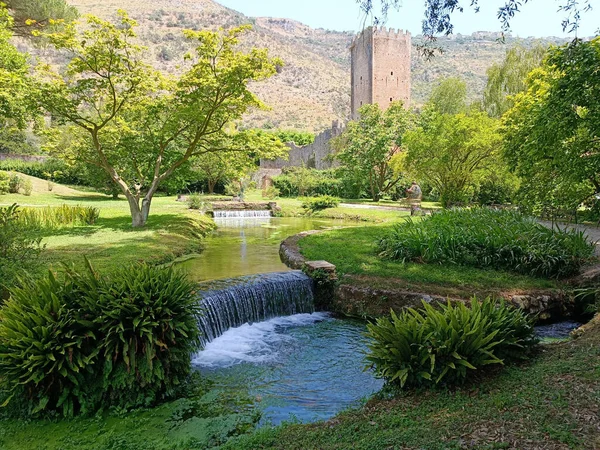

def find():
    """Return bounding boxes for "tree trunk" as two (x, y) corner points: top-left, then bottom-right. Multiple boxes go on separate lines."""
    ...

(208, 180), (216, 194)
(127, 194), (145, 228)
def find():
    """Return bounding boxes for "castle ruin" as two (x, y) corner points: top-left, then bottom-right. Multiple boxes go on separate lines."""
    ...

(259, 26), (411, 176)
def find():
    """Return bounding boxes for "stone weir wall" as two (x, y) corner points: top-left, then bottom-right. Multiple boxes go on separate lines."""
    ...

(259, 120), (344, 175)
(279, 231), (574, 321)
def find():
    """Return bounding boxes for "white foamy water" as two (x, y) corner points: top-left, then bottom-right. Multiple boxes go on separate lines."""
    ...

(193, 312), (331, 368)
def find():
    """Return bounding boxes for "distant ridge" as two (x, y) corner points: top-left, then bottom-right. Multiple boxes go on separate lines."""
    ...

(24, 0), (569, 132)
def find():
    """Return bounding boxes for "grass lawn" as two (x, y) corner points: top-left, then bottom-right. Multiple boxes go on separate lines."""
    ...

(0, 173), (215, 273)
(299, 223), (559, 299)
(224, 319), (600, 450)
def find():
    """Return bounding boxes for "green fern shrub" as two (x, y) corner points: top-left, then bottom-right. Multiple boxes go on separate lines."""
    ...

(0, 262), (201, 417)
(187, 193), (203, 210)
(301, 195), (340, 212)
(378, 208), (594, 278)
(365, 298), (537, 388)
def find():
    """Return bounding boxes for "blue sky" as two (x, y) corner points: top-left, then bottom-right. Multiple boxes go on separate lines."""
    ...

(216, 0), (600, 38)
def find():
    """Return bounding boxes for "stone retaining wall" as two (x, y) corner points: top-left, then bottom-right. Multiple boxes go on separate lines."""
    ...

(280, 231), (573, 320)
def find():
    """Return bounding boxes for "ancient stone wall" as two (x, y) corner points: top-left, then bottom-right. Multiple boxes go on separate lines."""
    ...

(0, 153), (48, 162)
(259, 120), (344, 173)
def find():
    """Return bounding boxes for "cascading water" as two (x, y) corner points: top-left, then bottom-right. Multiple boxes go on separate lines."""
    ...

(213, 210), (272, 219)
(197, 271), (314, 345)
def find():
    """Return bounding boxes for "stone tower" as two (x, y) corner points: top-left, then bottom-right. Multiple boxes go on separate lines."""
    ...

(350, 26), (411, 119)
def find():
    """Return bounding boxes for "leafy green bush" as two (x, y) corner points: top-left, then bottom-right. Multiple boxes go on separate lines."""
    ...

(378, 208), (594, 278)
(7, 173), (21, 194)
(22, 179), (33, 196)
(187, 193), (203, 210)
(0, 158), (88, 186)
(0, 171), (8, 194)
(365, 299), (537, 388)
(263, 186), (280, 199)
(0, 204), (44, 297)
(18, 204), (100, 229)
(0, 262), (202, 417)
(301, 195), (340, 212)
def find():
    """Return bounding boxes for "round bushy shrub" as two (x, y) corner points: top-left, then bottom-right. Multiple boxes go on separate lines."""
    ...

(0, 171), (9, 194)
(0, 262), (201, 416)
(301, 195), (340, 213)
(365, 299), (537, 388)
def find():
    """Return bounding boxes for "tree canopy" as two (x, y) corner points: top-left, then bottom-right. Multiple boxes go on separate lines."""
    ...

(483, 44), (547, 118)
(404, 110), (502, 207)
(332, 102), (414, 202)
(0, 6), (29, 127)
(503, 37), (600, 217)
(426, 77), (468, 115)
(36, 12), (281, 227)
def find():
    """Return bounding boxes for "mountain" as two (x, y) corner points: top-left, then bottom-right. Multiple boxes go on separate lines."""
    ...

(24, 0), (571, 132)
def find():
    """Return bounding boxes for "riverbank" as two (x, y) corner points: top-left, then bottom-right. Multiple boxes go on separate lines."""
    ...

(225, 315), (600, 450)
(0, 174), (216, 272)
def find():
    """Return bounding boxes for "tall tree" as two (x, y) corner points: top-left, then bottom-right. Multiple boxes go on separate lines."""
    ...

(5, 0), (78, 37)
(0, 4), (32, 151)
(503, 37), (600, 216)
(332, 102), (414, 202)
(404, 111), (502, 207)
(36, 13), (280, 227)
(483, 44), (547, 118)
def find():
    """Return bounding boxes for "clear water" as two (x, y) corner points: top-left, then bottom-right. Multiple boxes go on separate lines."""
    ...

(193, 313), (383, 425)
(179, 217), (348, 282)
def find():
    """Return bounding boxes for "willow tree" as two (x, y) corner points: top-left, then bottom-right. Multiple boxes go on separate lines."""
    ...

(35, 12), (280, 227)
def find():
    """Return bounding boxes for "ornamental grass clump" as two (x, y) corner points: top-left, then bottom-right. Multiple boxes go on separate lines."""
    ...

(18, 204), (100, 229)
(378, 208), (594, 278)
(365, 298), (537, 388)
(0, 261), (201, 417)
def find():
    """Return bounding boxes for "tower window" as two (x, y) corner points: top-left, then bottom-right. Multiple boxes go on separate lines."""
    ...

(391, 71), (394, 75)
(390, 97), (393, 101)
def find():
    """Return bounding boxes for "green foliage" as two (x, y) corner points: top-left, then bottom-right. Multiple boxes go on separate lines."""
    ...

(0, 171), (8, 194)
(378, 208), (594, 279)
(0, 262), (201, 416)
(4, 0), (78, 38)
(365, 298), (538, 388)
(254, 129), (315, 146)
(332, 102), (414, 202)
(262, 185), (279, 199)
(503, 38), (600, 218)
(403, 111), (503, 207)
(7, 173), (20, 193)
(17, 204), (100, 228)
(426, 77), (468, 115)
(483, 43), (547, 118)
(36, 13), (281, 227)
(273, 167), (343, 198)
(22, 179), (32, 196)
(301, 195), (340, 212)
(0, 158), (87, 186)
(0, 204), (43, 296)
(475, 170), (519, 206)
(187, 193), (203, 210)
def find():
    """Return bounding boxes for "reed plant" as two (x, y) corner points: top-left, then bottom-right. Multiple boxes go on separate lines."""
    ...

(378, 208), (594, 278)
(18, 204), (100, 229)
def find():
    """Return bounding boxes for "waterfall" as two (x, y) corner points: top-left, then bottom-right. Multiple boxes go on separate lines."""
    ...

(197, 271), (315, 345)
(213, 210), (272, 219)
